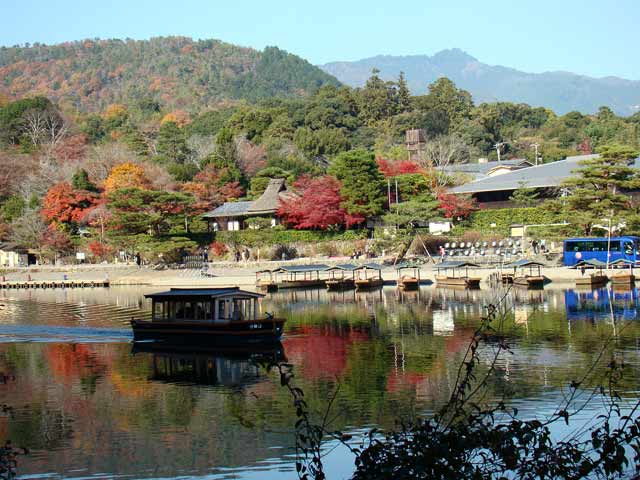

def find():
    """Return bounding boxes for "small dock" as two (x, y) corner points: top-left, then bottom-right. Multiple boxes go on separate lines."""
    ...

(0, 280), (110, 289)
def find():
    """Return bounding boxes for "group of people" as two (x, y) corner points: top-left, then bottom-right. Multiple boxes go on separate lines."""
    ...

(530, 239), (547, 255)
(234, 248), (251, 262)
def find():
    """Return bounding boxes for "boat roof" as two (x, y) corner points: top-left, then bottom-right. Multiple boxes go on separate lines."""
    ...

(354, 263), (383, 271)
(437, 261), (480, 269)
(325, 263), (358, 271)
(271, 264), (330, 273)
(396, 262), (422, 270)
(506, 259), (546, 268)
(609, 259), (636, 266)
(573, 259), (608, 268)
(145, 287), (264, 299)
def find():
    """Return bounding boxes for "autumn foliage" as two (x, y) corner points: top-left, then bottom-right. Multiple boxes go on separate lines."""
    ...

(377, 158), (422, 177)
(161, 110), (190, 127)
(182, 166), (244, 211)
(437, 192), (477, 219)
(41, 182), (99, 226)
(103, 162), (151, 192)
(278, 175), (364, 229)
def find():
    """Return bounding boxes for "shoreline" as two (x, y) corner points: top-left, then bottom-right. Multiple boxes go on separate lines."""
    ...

(0, 261), (604, 288)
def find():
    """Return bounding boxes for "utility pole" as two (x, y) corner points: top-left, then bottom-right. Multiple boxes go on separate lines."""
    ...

(494, 142), (506, 163)
(531, 143), (540, 165)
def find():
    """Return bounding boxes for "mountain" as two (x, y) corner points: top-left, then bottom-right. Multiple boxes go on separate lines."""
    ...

(321, 49), (640, 116)
(0, 37), (340, 112)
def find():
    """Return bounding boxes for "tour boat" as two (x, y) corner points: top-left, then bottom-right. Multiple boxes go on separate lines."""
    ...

(573, 259), (609, 288)
(354, 263), (384, 290)
(435, 261), (481, 289)
(396, 262), (422, 290)
(505, 259), (546, 289)
(130, 287), (285, 344)
(325, 264), (357, 291)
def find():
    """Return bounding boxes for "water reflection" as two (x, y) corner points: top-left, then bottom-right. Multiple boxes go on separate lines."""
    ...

(132, 342), (286, 387)
(0, 285), (638, 479)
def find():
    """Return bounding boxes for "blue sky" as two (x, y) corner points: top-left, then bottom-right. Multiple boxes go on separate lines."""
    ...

(2, 0), (639, 79)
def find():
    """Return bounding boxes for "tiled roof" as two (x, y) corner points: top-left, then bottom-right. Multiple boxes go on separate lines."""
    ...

(448, 154), (611, 194)
(438, 159), (532, 180)
(202, 201), (253, 218)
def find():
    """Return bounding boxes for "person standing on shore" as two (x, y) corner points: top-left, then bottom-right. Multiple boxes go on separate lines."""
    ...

(135, 253), (141, 268)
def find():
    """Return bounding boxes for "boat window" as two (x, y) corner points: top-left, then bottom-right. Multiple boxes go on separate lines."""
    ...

(174, 301), (185, 320)
(184, 302), (194, 319)
(624, 241), (634, 255)
(218, 300), (227, 320)
(204, 301), (212, 320)
(153, 301), (162, 320)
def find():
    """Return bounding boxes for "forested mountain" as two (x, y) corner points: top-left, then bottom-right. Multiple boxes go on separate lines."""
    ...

(0, 37), (340, 112)
(321, 49), (640, 116)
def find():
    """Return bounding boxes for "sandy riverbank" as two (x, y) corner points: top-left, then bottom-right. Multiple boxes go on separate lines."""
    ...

(0, 260), (601, 288)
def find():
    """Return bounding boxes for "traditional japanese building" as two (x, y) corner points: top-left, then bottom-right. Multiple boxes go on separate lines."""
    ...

(202, 178), (295, 231)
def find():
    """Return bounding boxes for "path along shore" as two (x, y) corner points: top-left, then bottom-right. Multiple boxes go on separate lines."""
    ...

(0, 258), (601, 289)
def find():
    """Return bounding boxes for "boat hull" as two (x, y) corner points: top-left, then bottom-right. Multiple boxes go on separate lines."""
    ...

(398, 277), (419, 290)
(256, 281), (278, 292)
(575, 275), (608, 288)
(326, 279), (355, 291)
(611, 274), (635, 285)
(131, 318), (285, 345)
(355, 278), (384, 290)
(277, 280), (326, 289)
(435, 276), (481, 289)
(513, 276), (545, 289)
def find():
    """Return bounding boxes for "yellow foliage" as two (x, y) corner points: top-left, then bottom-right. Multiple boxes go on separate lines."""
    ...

(103, 103), (128, 120)
(161, 110), (191, 128)
(103, 162), (151, 192)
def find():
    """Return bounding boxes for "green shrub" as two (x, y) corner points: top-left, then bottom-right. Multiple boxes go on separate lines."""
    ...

(214, 229), (367, 247)
(459, 207), (560, 236)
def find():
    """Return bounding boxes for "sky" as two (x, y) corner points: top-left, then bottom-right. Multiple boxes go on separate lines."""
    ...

(2, 0), (639, 79)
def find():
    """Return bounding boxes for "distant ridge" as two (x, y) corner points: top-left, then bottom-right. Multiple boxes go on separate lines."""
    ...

(0, 37), (341, 112)
(321, 49), (640, 115)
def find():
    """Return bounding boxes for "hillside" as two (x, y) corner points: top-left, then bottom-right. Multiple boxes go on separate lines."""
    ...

(0, 37), (340, 112)
(321, 49), (640, 116)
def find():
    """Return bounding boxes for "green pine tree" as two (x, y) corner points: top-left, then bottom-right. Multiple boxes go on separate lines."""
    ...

(397, 71), (411, 113)
(328, 149), (386, 217)
(560, 144), (640, 235)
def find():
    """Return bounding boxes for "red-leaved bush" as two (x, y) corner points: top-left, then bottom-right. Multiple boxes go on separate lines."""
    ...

(377, 158), (422, 177)
(437, 192), (477, 219)
(278, 175), (364, 230)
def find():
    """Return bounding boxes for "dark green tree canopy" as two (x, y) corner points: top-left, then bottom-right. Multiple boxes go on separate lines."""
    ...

(328, 149), (386, 217)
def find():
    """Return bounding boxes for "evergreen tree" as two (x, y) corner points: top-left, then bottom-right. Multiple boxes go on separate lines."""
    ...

(71, 168), (98, 192)
(357, 69), (398, 125)
(328, 149), (386, 217)
(383, 193), (441, 229)
(397, 72), (411, 113)
(157, 121), (189, 164)
(560, 144), (640, 234)
(509, 181), (539, 207)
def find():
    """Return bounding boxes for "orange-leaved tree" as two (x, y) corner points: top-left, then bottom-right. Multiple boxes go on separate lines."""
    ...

(41, 182), (99, 229)
(103, 162), (151, 193)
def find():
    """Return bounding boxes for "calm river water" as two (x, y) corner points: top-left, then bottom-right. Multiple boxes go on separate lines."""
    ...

(1, 285), (639, 479)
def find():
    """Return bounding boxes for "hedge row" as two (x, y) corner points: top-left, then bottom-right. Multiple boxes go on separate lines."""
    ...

(214, 228), (368, 247)
(461, 207), (561, 236)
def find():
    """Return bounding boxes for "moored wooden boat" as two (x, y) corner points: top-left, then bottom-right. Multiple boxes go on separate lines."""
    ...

(573, 259), (609, 288)
(609, 259), (636, 286)
(255, 269), (278, 292)
(504, 259), (546, 289)
(271, 264), (329, 290)
(396, 262), (421, 290)
(325, 264), (358, 291)
(131, 287), (285, 345)
(354, 263), (384, 290)
(435, 261), (481, 289)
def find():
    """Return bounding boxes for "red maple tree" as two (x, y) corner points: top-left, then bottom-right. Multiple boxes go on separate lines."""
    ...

(278, 175), (364, 229)
(41, 182), (99, 226)
(437, 192), (477, 219)
(182, 166), (244, 212)
(377, 158), (422, 177)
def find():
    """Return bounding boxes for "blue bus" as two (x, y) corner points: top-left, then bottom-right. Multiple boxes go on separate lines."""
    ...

(563, 236), (640, 266)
